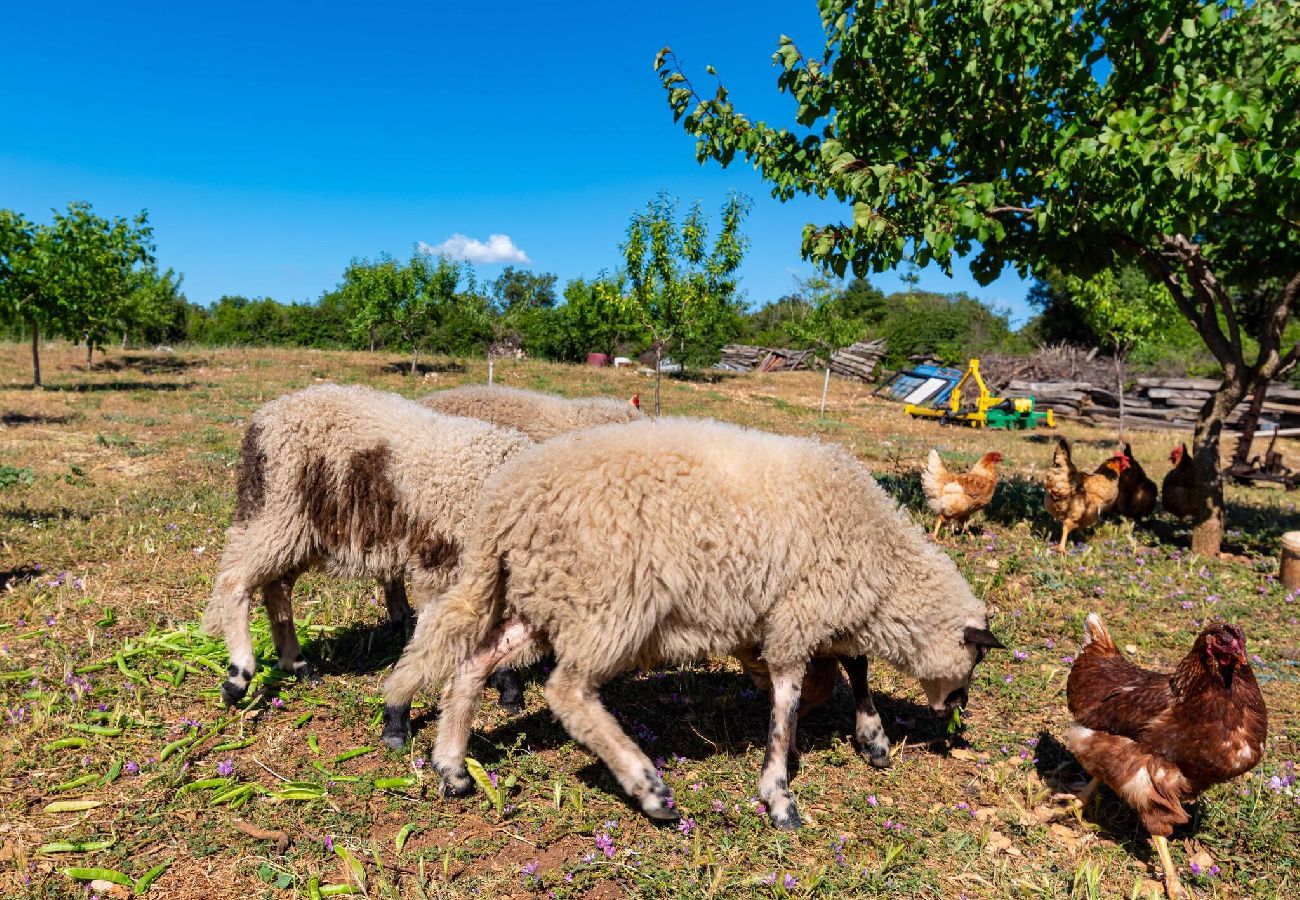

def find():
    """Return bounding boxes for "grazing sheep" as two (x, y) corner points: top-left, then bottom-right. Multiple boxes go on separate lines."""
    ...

(418, 384), (642, 442)
(382, 418), (1002, 829)
(201, 384), (532, 706)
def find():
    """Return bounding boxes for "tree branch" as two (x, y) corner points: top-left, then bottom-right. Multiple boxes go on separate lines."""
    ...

(1163, 234), (1243, 358)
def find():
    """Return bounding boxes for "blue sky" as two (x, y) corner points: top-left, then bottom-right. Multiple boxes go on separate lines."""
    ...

(2, 1), (1035, 324)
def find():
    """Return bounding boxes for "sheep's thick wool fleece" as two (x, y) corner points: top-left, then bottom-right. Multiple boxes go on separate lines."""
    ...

(420, 385), (641, 442)
(429, 417), (984, 685)
(202, 384), (531, 633)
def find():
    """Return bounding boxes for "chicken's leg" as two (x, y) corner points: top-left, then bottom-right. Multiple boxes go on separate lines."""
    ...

(931, 516), (944, 539)
(1058, 524), (1071, 553)
(1152, 835), (1188, 900)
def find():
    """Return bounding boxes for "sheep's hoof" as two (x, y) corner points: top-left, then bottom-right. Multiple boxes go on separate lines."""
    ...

(769, 801), (803, 831)
(641, 798), (681, 824)
(499, 698), (525, 715)
(438, 767), (475, 798)
(863, 743), (892, 769)
(380, 704), (411, 749)
(293, 661), (321, 687)
(220, 680), (247, 707)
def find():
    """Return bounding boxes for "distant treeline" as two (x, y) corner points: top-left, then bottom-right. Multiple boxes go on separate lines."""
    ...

(150, 272), (1039, 370)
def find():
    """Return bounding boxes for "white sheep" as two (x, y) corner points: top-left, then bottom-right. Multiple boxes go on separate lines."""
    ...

(382, 417), (1003, 829)
(418, 384), (642, 442)
(200, 384), (532, 706)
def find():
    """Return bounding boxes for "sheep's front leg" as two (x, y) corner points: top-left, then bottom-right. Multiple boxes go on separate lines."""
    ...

(428, 619), (540, 792)
(759, 663), (805, 830)
(839, 655), (890, 768)
(544, 664), (680, 823)
(212, 568), (259, 706)
(264, 574), (317, 685)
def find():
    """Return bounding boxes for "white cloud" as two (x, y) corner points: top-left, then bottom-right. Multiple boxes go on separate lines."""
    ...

(418, 233), (530, 265)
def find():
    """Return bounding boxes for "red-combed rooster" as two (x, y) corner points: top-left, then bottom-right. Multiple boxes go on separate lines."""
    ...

(1065, 614), (1268, 898)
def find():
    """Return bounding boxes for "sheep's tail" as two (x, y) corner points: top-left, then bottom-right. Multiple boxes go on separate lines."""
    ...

(921, 449), (948, 513)
(384, 551), (506, 705)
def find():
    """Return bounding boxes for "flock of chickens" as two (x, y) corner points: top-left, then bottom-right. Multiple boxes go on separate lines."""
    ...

(923, 439), (1199, 546)
(921, 440), (1266, 899)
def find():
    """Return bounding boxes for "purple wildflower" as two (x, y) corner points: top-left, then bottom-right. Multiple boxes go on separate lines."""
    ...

(125, 761), (139, 775)
(677, 817), (695, 835)
(783, 874), (798, 888)
(216, 759), (234, 777)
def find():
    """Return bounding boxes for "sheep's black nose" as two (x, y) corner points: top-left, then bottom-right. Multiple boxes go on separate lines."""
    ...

(943, 687), (968, 711)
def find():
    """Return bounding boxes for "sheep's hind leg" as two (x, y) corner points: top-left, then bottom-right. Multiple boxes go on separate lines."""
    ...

(759, 663), (806, 830)
(428, 619), (541, 792)
(264, 573), (317, 685)
(382, 577), (414, 635)
(488, 668), (525, 714)
(544, 664), (680, 823)
(839, 655), (890, 768)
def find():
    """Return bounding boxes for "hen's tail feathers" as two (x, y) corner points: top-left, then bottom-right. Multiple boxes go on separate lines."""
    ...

(383, 552), (506, 704)
(1081, 612), (1116, 653)
(1053, 438), (1073, 468)
(921, 449), (947, 512)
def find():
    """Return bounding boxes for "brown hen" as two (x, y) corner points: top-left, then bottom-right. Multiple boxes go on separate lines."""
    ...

(1044, 438), (1129, 551)
(1066, 614), (1267, 898)
(1161, 444), (1198, 519)
(922, 449), (1001, 538)
(1116, 443), (1158, 520)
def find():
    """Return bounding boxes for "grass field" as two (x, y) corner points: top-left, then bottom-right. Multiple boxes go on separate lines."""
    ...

(2, 342), (1297, 900)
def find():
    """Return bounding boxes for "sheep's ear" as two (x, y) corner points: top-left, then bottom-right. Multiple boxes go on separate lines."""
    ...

(963, 626), (1005, 650)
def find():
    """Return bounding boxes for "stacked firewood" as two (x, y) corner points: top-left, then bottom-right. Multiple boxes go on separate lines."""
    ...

(716, 340), (886, 383)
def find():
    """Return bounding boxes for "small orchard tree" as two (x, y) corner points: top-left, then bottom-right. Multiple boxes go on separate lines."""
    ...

(658, 0), (1300, 555)
(344, 252), (462, 374)
(50, 202), (155, 367)
(1042, 266), (1172, 437)
(0, 210), (56, 386)
(786, 275), (863, 415)
(621, 192), (750, 414)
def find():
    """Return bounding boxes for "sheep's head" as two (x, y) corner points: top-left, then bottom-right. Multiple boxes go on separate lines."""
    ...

(917, 624), (1004, 716)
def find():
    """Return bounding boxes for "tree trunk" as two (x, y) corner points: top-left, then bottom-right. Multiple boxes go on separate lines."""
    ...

(487, 353), (495, 385)
(820, 364), (831, 416)
(1190, 377), (1248, 556)
(31, 321), (42, 388)
(1115, 353), (1126, 441)
(410, 348), (419, 376)
(1231, 381), (1269, 468)
(654, 345), (663, 417)
(86, 340), (94, 369)
(369, 327), (377, 352)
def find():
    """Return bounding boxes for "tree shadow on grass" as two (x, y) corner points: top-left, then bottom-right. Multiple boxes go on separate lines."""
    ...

(18, 380), (199, 393)
(380, 360), (466, 376)
(1, 411), (78, 426)
(84, 354), (209, 374)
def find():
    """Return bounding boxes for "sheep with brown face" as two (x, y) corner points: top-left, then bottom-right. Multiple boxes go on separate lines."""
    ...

(201, 384), (532, 706)
(383, 417), (1002, 829)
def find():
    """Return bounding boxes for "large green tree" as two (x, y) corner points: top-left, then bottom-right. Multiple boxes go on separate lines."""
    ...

(785, 275), (864, 415)
(0, 210), (55, 386)
(621, 192), (750, 414)
(658, 0), (1300, 555)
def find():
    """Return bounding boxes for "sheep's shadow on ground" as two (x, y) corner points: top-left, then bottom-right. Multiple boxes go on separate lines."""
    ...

(380, 360), (466, 376)
(2, 411), (78, 426)
(302, 619), (411, 678)
(428, 667), (947, 780)
(1032, 730), (1204, 857)
(82, 354), (209, 374)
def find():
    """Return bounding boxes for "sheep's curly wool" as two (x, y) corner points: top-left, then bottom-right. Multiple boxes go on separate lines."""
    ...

(201, 383), (531, 705)
(387, 417), (995, 827)
(419, 384), (641, 442)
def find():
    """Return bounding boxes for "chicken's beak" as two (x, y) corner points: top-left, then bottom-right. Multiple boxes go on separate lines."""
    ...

(1235, 647), (1250, 666)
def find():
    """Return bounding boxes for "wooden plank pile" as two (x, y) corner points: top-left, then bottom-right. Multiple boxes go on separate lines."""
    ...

(828, 339), (888, 382)
(716, 339), (886, 382)
(998, 375), (1300, 433)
